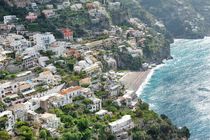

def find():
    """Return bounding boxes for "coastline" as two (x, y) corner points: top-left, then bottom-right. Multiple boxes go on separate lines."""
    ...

(120, 63), (166, 97)
(136, 63), (165, 96)
(120, 70), (151, 92)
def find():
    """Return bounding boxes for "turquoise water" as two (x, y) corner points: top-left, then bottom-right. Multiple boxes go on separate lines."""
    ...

(139, 38), (210, 140)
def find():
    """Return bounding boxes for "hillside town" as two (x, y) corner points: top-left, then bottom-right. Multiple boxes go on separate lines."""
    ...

(0, 0), (190, 140)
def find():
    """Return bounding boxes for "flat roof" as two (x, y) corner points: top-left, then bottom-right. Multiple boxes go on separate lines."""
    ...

(109, 115), (131, 127)
(16, 71), (32, 77)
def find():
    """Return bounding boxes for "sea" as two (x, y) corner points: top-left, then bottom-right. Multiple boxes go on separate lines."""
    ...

(139, 37), (210, 140)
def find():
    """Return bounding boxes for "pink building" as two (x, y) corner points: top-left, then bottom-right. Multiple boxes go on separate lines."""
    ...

(25, 12), (37, 22)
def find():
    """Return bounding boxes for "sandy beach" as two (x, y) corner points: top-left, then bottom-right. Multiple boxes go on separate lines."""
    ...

(120, 64), (165, 95)
(120, 70), (151, 92)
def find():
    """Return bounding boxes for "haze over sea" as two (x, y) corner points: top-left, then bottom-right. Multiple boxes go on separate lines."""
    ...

(139, 38), (210, 140)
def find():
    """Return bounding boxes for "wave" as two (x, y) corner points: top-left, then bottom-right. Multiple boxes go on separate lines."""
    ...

(140, 38), (210, 139)
(136, 63), (165, 96)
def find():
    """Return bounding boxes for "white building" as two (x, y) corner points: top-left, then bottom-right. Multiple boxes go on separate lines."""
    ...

(62, 0), (71, 8)
(22, 54), (38, 68)
(52, 86), (83, 107)
(40, 113), (61, 129)
(38, 56), (49, 67)
(49, 41), (67, 57)
(42, 10), (56, 18)
(4, 15), (17, 24)
(33, 33), (56, 51)
(10, 39), (31, 54)
(89, 97), (102, 112)
(109, 84), (121, 97)
(18, 81), (34, 95)
(21, 47), (39, 68)
(36, 71), (61, 86)
(109, 115), (134, 134)
(0, 46), (7, 63)
(0, 82), (18, 98)
(40, 86), (93, 111)
(23, 98), (40, 111)
(95, 109), (111, 118)
(15, 71), (35, 82)
(45, 64), (57, 74)
(83, 63), (102, 77)
(123, 90), (138, 107)
(0, 111), (15, 131)
(70, 4), (83, 11)
(8, 104), (27, 121)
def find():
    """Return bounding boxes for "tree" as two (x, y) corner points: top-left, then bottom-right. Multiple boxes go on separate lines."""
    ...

(77, 118), (89, 131)
(147, 124), (160, 139)
(178, 126), (190, 138)
(107, 133), (116, 140)
(15, 120), (29, 128)
(0, 116), (7, 130)
(16, 126), (34, 140)
(3, 97), (11, 103)
(62, 104), (77, 114)
(81, 129), (91, 140)
(160, 114), (172, 124)
(62, 132), (82, 140)
(40, 129), (47, 140)
(139, 102), (149, 110)
(135, 109), (143, 117)
(0, 131), (10, 140)
(133, 130), (148, 140)
(82, 99), (93, 106)
(60, 115), (74, 128)
(15, 121), (34, 140)
(34, 67), (43, 74)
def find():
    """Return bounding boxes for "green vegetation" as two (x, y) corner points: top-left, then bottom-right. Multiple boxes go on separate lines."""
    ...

(0, 101), (6, 112)
(39, 50), (56, 59)
(95, 90), (109, 99)
(0, 131), (10, 140)
(39, 128), (53, 140)
(140, 0), (206, 38)
(23, 13), (63, 38)
(49, 102), (114, 140)
(0, 1), (191, 139)
(35, 86), (48, 93)
(0, 116), (8, 130)
(0, 1), (27, 21)
(49, 8), (91, 37)
(14, 120), (35, 140)
(47, 98), (190, 140)
(33, 67), (44, 74)
(23, 5), (109, 38)
(112, 45), (143, 71)
(51, 57), (86, 85)
(0, 70), (16, 80)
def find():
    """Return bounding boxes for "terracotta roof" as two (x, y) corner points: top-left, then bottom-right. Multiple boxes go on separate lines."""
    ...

(62, 28), (73, 37)
(40, 70), (52, 76)
(60, 86), (81, 95)
(19, 83), (31, 90)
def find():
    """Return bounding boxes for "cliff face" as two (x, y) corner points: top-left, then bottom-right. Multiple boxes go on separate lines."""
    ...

(4, 0), (210, 38)
(110, 0), (172, 65)
(139, 0), (210, 39)
(191, 0), (210, 35)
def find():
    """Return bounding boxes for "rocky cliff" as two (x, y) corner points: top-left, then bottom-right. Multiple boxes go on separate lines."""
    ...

(4, 0), (210, 68)
(140, 0), (210, 39)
